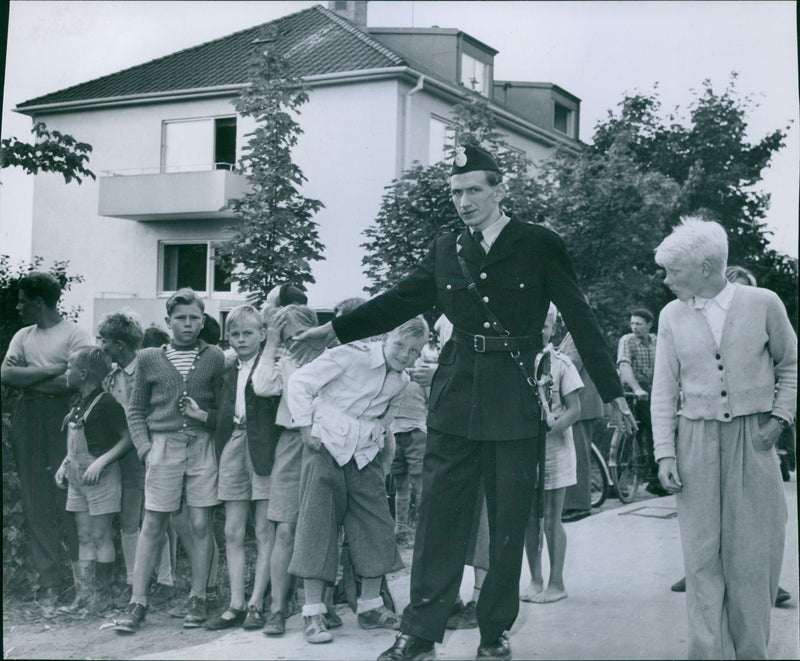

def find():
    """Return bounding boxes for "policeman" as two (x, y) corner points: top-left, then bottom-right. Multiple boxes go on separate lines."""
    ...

(294, 145), (634, 661)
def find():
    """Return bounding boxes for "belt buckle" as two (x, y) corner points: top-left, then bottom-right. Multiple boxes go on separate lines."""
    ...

(473, 334), (486, 353)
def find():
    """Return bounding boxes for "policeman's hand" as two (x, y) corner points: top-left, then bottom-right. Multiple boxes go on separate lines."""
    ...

(610, 396), (638, 434)
(407, 364), (435, 388)
(300, 426), (321, 452)
(657, 457), (682, 493)
(82, 458), (106, 486)
(290, 322), (337, 365)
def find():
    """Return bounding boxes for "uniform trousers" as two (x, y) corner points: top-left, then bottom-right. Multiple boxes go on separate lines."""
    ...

(10, 392), (78, 587)
(400, 429), (539, 645)
(676, 414), (786, 660)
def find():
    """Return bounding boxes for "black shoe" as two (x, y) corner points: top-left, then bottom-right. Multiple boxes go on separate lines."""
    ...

(377, 633), (436, 661)
(477, 632), (511, 660)
(242, 604), (266, 630)
(776, 586), (791, 605)
(447, 600), (478, 629)
(671, 577), (686, 592)
(113, 602), (147, 634)
(561, 509), (591, 523)
(148, 582), (175, 607)
(646, 482), (670, 497)
(204, 607), (246, 630)
(183, 595), (208, 628)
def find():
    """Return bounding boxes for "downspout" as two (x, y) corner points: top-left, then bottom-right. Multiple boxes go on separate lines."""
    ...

(402, 75), (425, 171)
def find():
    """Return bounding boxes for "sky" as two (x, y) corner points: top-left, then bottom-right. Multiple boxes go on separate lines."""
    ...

(1, 0), (798, 261)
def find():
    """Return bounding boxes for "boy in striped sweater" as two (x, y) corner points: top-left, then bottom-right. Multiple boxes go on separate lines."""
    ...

(112, 289), (224, 634)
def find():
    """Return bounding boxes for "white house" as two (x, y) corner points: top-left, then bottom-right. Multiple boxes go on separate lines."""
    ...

(15, 1), (582, 335)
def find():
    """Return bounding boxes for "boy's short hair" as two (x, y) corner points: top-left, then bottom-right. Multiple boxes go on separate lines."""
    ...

(654, 216), (728, 275)
(165, 288), (205, 316)
(97, 311), (144, 349)
(226, 305), (264, 331)
(629, 308), (653, 324)
(198, 313), (221, 345)
(271, 304), (318, 332)
(19, 271), (62, 308)
(334, 297), (366, 317)
(70, 345), (112, 383)
(142, 325), (170, 348)
(388, 316), (429, 343)
(725, 265), (757, 287)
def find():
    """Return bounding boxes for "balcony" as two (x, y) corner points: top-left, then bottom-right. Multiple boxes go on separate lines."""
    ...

(98, 165), (250, 221)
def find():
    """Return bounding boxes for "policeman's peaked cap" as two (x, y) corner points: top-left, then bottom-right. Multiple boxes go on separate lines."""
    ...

(451, 144), (502, 175)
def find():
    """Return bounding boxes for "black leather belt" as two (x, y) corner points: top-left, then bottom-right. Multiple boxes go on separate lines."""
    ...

(452, 327), (540, 353)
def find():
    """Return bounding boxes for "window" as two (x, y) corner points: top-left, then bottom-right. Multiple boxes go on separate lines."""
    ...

(428, 116), (456, 165)
(554, 103), (574, 137)
(162, 117), (236, 173)
(160, 241), (232, 293)
(461, 53), (490, 96)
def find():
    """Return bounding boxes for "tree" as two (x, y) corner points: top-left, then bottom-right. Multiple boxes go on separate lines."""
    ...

(216, 30), (325, 307)
(361, 91), (544, 298)
(587, 74), (796, 330)
(0, 121), (95, 184)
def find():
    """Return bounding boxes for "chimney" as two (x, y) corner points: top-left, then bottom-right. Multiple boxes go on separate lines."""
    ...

(328, 0), (368, 26)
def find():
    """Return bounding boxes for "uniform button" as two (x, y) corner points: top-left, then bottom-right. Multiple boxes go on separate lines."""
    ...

(483, 322), (491, 329)
(480, 272), (487, 280)
(482, 296), (489, 303)
(446, 284), (452, 291)
(519, 283), (525, 289)
(721, 391), (727, 397)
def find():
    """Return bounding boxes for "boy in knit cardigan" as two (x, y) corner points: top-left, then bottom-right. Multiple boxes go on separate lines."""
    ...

(651, 218), (796, 660)
(112, 289), (224, 634)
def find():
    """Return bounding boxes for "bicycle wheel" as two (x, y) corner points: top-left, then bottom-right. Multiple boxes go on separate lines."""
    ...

(589, 443), (608, 508)
(610, 427), (640, 503)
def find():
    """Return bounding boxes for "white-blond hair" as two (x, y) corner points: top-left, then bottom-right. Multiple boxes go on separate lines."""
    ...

(387, 316), (429, 343)
(654, 216), (728, 275)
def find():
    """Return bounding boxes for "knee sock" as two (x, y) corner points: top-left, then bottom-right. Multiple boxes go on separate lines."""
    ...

(120, 530), (139, 585)
(301, 578), (326, 617)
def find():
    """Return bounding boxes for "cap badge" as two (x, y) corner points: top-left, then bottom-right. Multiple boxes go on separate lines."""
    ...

(455, 146), (467, 167)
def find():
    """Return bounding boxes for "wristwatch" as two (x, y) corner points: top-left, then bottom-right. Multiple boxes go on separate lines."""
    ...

(770, 416), (792, 431)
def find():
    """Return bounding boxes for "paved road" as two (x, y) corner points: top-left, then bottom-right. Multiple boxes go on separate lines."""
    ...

(138, 479), (799, 660)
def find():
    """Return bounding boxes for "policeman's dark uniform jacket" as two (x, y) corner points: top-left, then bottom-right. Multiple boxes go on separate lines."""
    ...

(332, 146), (623, 648)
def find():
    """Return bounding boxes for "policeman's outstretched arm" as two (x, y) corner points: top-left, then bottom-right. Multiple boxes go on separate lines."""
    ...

(290, 321), (337, 364)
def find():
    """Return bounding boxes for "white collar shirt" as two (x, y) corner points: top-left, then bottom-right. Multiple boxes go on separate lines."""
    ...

(287, 342), (408, 468)
(234, 355), (257, 423)
(692, 281), (736, 346)
(103, 358), (137, 412)
(472, 213), (510, 253)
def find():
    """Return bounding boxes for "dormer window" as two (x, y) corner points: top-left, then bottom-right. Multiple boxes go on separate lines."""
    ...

(461, 53), (490, 96)
(554, 102), (574, 137)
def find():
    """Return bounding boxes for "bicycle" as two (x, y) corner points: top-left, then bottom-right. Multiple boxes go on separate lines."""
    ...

(608, 392), (652, 503)
(589, 441), (610, 508)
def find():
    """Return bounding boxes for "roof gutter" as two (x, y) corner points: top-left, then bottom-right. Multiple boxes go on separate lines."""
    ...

(15, 65), (579, 153)
(402, 74), (425, 171)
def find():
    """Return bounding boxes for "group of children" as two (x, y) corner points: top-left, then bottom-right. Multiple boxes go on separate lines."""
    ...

(53, 286), (441, 647)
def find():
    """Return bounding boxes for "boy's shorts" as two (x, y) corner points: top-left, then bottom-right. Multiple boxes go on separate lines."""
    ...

(390, 429), (426, 476)
(218, 427), (270, 502)
(119, 446), (146, 490)
(66, 459), (122, 516)
(144, 429), (219, 512)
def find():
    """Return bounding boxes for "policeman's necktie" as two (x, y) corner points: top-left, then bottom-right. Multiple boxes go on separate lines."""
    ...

(471, 230), (486, 257)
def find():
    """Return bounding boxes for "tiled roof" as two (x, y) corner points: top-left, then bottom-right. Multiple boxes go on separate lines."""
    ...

(17, 5), (407, 109)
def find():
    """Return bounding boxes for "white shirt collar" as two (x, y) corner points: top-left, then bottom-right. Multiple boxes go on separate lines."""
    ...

(237, 354), (258, 371)
(472, 213), (510, 250)
(369, 342), (387, 369)
(693, 281), (736, 311)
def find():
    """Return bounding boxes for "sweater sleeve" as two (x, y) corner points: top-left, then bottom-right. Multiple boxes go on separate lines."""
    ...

(650, 308), (681, 461)
(126, 352), (153, 459)
(766, 292), (797, 423)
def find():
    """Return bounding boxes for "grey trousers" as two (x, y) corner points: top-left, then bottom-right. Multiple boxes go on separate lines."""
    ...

(676, 414), (786, 660)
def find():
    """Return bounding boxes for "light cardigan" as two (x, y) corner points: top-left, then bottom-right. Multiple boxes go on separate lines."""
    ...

(651, 283), (797, 461)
